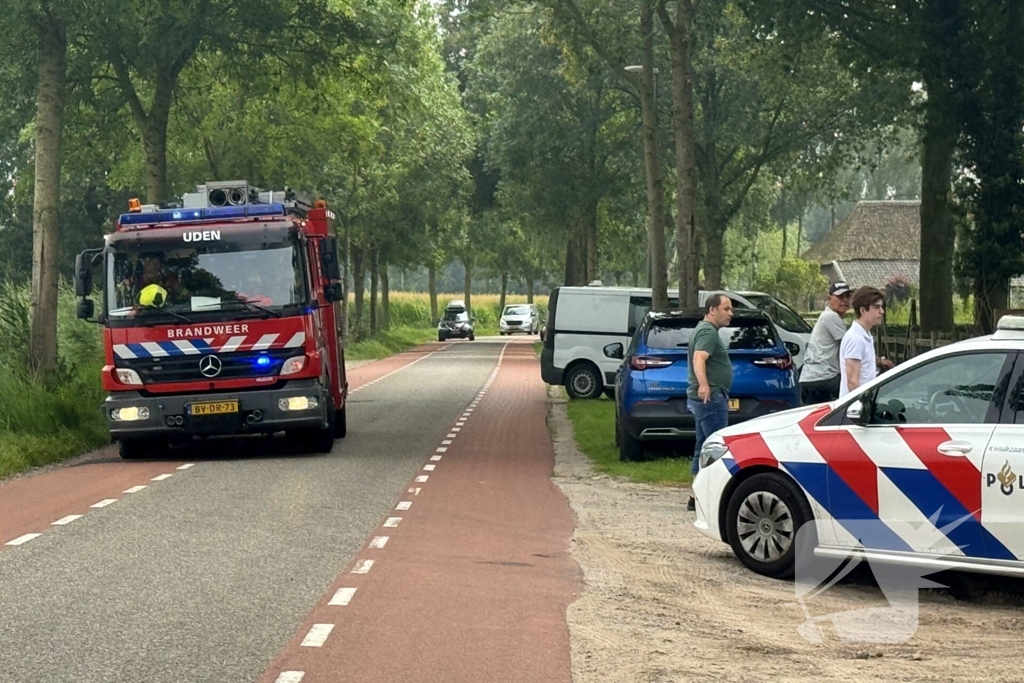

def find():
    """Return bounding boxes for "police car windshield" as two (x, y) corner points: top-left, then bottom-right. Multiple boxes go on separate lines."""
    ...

(107, 239), (307, 319)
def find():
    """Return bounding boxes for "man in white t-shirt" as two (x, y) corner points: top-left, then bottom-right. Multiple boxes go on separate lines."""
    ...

(839, 286), (894, 397)
(799, 281), (852, 404)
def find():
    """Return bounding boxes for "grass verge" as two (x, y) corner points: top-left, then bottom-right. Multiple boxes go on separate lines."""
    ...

(0, 364), (109, 481)
(564, 396), (693, 487)
(344, 325), (439, 361)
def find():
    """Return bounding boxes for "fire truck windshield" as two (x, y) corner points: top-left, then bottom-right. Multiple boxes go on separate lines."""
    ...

(106, 238), (308, 322)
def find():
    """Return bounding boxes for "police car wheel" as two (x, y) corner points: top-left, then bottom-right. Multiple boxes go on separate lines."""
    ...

(724, 472), (815, 580)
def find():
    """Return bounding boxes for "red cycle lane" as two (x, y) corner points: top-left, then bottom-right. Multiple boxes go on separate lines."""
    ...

(260, 342), (581, 683)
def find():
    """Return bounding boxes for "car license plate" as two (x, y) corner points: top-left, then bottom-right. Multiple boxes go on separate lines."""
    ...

(728, 399), (740, 411)
(189, 401), (239, 416)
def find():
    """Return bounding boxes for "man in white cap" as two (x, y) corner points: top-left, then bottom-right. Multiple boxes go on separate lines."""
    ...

(798, 281), (852, 405)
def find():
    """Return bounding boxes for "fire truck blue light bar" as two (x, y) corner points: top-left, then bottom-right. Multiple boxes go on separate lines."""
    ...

(118, 203), (288, 227)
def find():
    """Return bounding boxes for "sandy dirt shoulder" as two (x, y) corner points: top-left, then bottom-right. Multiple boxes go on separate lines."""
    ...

(547, 389), (1024, 683)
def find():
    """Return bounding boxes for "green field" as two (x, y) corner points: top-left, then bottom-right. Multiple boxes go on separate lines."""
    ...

(564, 396), (693, 487)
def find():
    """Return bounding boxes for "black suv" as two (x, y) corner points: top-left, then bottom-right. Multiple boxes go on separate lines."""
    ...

(438, 300), (475, 341)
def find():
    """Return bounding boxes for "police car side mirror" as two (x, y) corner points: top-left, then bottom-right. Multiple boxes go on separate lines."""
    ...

(76, 299), (95, 320)
(845, 398), (869, 425)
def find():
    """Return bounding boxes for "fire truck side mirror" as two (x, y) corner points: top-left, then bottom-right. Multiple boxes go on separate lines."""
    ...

(76, 299), (95, 320)
(74, 252), (93, 297)
(324, 282), (343, 303)
(320, 237), (341, 281)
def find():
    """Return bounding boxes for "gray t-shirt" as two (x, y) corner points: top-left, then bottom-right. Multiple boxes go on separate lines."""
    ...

(799, 307), (848, 383)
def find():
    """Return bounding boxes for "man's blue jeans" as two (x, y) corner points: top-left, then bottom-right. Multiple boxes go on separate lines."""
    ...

(687, 391), (730, 476)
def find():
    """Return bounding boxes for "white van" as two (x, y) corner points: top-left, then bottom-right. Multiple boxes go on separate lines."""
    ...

(540, 285), (810, 399)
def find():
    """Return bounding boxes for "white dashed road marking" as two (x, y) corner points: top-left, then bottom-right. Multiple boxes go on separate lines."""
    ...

(369, 536), (389, 548)
(416, 475), (429, 483)
(176, 463), (195, 470)
(90, 499), (117, 509)
(329, 588), (358, 606)
(301, 624), (335, 647)
(124, 486), (146, 494)
(396, 501), (412, 511)
(430, 455), (442, 461)
(423, 464), (436, 471)
(52, 515), (83, 526)
(151, 474), (173, 482)
(5, 533), (41, 546)
(384, 517), (402, 528)
(275, 672), (305, 683)
(352, 560), (374, 574)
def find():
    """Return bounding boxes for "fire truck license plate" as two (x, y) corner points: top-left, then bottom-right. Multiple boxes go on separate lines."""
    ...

(189, 401), (239, 416)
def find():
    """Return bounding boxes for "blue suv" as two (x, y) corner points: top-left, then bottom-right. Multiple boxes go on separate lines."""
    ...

(605, 309), (800, 461)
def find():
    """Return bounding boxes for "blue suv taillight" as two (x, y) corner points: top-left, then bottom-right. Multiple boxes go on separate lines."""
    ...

(752, 354), (793, 370)
(629, 355), (675, 371)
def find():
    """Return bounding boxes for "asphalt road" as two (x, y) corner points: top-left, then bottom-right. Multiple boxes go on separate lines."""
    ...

(0, 338), (531, 683)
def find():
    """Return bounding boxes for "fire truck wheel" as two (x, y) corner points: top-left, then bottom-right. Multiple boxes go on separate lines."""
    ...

(334, 405), (347, 438)
(118, 438), (166, 460)
(293, 401), (336, 454)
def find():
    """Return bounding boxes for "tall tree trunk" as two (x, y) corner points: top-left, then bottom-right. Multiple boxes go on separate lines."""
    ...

(499, 272), (508, 312)
(29, 13), (67, 376)
(428, 263), (439, 323)
(526, 276), (534, 303)
(462, 258), (473, 316)
(380, 260), (390, 331)
(585, 201), (598, 283)
(657, 0), (699, 307)
(918, 74), (958, 334)
(369, 249), (379, 336)
(699, 71), (725, 290)
(564, 223), (586, 285)
(111, 55), (177, 205)
(781, 223), (787, 259)
(797, 210), (803, 257)
(705, 223), (725, 290)
(564, 236), (577, 285)
(640, 0), (669, 309)
(353, 244), (366, 339)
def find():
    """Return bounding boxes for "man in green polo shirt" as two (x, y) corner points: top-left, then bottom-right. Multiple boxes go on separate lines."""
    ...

(686, 292), (734, 510)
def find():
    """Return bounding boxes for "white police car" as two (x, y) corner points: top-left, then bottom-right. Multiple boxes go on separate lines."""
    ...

(693, 315), (1024, 580)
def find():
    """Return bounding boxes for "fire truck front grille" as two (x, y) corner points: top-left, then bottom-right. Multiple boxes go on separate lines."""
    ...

(118, 347), (299, 384)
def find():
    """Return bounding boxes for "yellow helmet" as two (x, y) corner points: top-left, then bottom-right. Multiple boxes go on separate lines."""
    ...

(138, 283), (168, 307)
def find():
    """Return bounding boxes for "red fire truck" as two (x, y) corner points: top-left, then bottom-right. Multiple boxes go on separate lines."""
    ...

(74, 180), (347, 459)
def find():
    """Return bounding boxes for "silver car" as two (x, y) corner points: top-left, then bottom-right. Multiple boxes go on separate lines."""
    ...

(499, 303), (539, 335)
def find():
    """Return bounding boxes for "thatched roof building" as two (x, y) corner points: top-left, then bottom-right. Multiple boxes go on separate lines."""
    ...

(801, 200), (920, 288)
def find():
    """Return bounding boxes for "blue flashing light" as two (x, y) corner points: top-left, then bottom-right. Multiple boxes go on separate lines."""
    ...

(205, 206), (247, 219)
(117, 203), (287, 228)
(256, 355), (272, 367)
